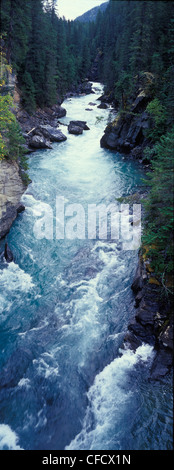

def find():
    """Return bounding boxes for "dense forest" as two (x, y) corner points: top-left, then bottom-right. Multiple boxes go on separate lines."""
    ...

(1, 1), (174, 115)
(1, 0), (94, 110)
(0, 0), (174, 295)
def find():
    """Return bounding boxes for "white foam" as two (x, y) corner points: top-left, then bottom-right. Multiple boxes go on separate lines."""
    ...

(21, 193), (38, 205)
(0, 294), (13, 315)
(33, 356), (59, 379)
(21, 193), (50, 218)
(18, 378), (31, 389)
(66, 344), (154, 450)
(0, 262), (34, 292)
(0, 424), (23, 450)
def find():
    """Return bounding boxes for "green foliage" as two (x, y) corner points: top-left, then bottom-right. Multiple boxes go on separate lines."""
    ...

(0, 48), (29, 183)
(114, 72), (132, 106)
(142, 128), (174, 282)
(7, 120), (25, 161)
(1, 0), (96, 111)
(0, 90), (30, 185)
(21, 71), (36, 114)
(92, 0), (174, 114)
(0, 93), (27, 164)
(95, 116), (104, 125)
(145, 98), (166, 141)
(0, 94), (15, 159)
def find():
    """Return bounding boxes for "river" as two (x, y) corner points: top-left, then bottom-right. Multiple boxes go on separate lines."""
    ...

(0, 83), (173, 451)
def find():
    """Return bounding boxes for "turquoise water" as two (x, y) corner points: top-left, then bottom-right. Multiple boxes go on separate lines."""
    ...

(0, 84), (173, 450)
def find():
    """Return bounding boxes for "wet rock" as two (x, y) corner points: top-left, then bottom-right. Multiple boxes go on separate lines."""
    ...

(100, 112), (150, 154)
(17, 105), (67, 136)
(97, 92), (116, 105)
(78, 81), (94, 95)
(125, 321), (156, 349)
(29, 135), (53, 149)
(17, 204), (25, 214)
(34, 125), (67, 142)
(150, 348), (173, 380)
(131, 258), (145, 293)
(134, 290), (143, 308)
(97, 102), (108, 109)
(159, 320), (173, 350)
(4, 243), (13, 263)
(135, 296), (157, 326)
(52, 105), (66, 118)
(124, 255), (173, 380)
(100, 72), (155, 156)
(68, 124), (83, 135)
(68, 120), (90, 131)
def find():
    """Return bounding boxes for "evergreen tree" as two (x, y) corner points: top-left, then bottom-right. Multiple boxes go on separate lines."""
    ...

(142, 128), (174, 284)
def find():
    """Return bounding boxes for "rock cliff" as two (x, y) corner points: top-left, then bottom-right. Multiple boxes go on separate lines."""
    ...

(124, 254), (173, 380)
(100, 72), (155, 160)
(0, 159), (25, 239)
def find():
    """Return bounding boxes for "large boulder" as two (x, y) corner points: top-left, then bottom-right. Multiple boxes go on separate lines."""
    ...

(78, 81), (94, 95)
(97, 92), (116, 105)
(52, 105), (67, 118)
(29, 135), (52, 149)
(68, 120), (90, 131)
(97, 102), (108, 109)
(34, 125), (67, 142)
(68, 124), (83, 135)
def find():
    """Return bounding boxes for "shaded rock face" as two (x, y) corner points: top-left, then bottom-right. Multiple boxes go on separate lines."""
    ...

(77, 81), (94, 95)
(24, 124), (67, 151)
(100, 72), (155, 157)
(16, 104), (67, 152)
(97, 92), (119, 108)
(35, 125), (67, 142)
(100, 111), (150, 154)
(124, 256), (173, 380)
(97, 102), (108, 109)
(0, 159), (25, 239)
(16, 105), (66, 133)
(28, 125), (67, 149)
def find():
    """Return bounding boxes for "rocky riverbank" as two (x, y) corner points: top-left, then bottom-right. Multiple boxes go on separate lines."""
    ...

(115, 191), (173, 380)
(0, 102), (68, 240)
(100, 72), (155, 161)
(15, 81), (94, 152)
(16, 104), (67, 152)
(0, 80), (93, 240)
(0, 159), (25, 239)
(124, 254), (173, 380)
(99, 72), (173, 380)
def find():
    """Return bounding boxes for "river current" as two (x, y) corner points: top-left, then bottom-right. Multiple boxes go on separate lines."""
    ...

(0, 83), (173, 451)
